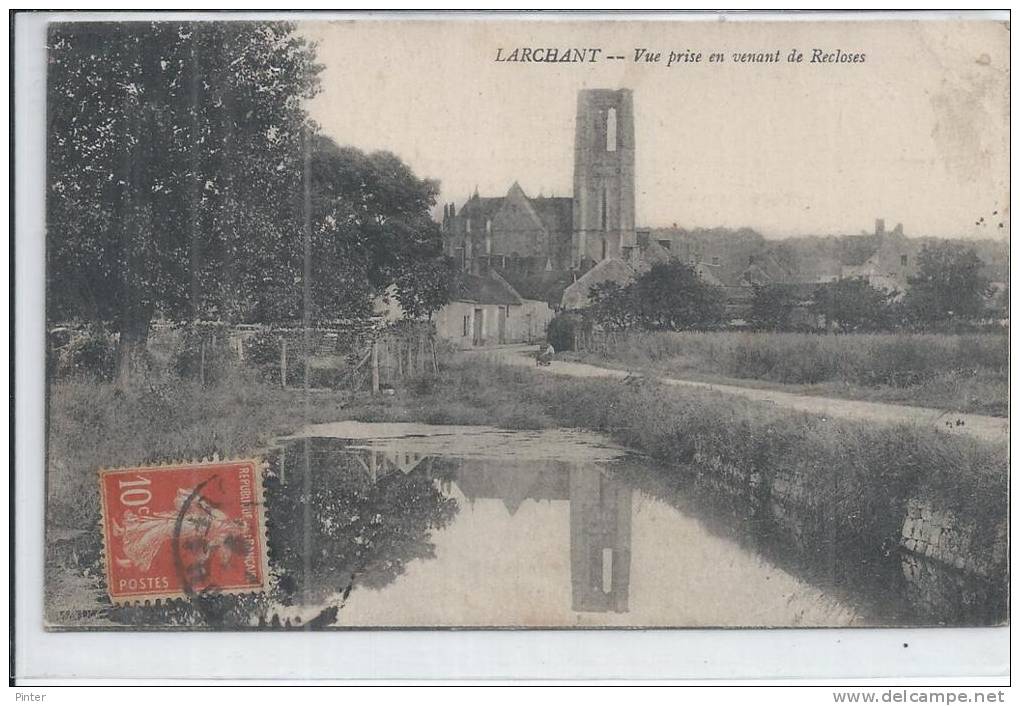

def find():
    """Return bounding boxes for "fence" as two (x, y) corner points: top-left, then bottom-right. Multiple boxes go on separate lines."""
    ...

(48, 320), (441, 393)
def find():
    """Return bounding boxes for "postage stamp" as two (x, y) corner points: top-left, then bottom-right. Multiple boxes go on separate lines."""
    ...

(98, 459), (268, 604)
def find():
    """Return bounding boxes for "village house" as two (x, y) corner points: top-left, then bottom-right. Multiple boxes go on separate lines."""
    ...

(433, 271), (554, 348)
(840, 219), (917, 293)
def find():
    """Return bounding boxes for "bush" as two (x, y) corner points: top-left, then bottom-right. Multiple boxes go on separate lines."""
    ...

(58, 326), (117, 381)
(546, 312), (588, 352)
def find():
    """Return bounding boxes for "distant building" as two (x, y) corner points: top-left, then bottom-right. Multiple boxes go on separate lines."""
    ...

(438, 86), (999, 324)
(840, 219), (917, 293)
(443, 183), (574, 273)
(433, 270), (553, 347)
(441, 89), (638, 311)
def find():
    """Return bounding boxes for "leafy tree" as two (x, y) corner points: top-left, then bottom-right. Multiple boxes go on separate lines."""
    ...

(903, 243), (992, 328)
(586, 280), (637, 330)
(748, 283), (798, 331)
(302, 137), (449, 322)
(394, 255), (458, 321)
(630, 261), (725, 330)
(47, 22), (322, 384)
(811, 277), (896, 332)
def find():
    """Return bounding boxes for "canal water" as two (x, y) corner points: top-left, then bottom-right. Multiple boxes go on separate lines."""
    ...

(99, 422), (1003, 629)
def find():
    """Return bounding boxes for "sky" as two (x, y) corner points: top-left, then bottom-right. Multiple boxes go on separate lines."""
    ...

(303, 18), (1009, 240)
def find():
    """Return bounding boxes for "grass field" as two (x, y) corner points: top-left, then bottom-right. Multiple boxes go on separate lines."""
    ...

(565, 330), (1009, 416)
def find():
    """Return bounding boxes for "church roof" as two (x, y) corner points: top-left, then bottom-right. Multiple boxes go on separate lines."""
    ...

(459, 195), (505, 221)
(456, 190), (573, 234)
(450, 460), (570, 514)
(529, 196), (573, 234)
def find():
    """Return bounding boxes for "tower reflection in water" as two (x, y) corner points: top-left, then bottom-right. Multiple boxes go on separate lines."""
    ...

(337, 439), (634, 615)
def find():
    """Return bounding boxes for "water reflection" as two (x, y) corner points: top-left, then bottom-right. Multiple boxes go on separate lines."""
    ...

(268, 438), (458, 603)
(94, 424), (1004, 629)
(569, 471), (631, 613)
(431, 452), (633, 614)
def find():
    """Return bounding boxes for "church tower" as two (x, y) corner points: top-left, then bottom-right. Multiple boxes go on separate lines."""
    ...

(571, 89), (636, 268)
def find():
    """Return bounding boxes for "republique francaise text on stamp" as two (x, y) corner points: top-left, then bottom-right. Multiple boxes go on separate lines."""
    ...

(98, 459), (268, 604)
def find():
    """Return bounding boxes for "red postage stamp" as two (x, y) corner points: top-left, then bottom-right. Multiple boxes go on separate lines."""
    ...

(98, 459), (268, 604)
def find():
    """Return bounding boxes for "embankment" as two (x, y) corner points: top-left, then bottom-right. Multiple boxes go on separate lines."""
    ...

(432, 358), (1008, 623)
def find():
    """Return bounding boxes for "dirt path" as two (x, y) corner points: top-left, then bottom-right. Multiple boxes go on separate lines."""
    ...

(478, 345), (1009, 444)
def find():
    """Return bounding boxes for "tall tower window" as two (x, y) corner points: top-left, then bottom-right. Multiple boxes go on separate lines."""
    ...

(465, 218), (472, 233)
(601, 187), (608, 231)
(606, 107), (617, 152)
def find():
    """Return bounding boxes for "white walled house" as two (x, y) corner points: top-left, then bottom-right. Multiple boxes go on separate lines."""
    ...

(434, 272), (552, 347)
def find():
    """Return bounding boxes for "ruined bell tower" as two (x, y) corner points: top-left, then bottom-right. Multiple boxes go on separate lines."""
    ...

(571, 89), (636, 268)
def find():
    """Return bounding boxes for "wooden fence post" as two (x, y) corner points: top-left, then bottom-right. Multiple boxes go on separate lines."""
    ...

(199, 340), (206, 386)
(371, 341), (380, 394)
(281, 339), (288, 389)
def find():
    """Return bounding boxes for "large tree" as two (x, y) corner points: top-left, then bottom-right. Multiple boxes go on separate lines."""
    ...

(903, 243), (992, 328)
(581, 262), (724, 331)
(630, 261), (726, 330)
(586, 280), (638, 331)
(305, 137), (450, 322)
(47, 21), (322, 383)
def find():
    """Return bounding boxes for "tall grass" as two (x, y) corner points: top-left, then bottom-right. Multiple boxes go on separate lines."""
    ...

(46, 367), (354, 531)
(575, 330), (1009, 416)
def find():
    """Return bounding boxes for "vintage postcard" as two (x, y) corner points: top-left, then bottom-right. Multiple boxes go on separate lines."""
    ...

(38, 13), (1008, 632)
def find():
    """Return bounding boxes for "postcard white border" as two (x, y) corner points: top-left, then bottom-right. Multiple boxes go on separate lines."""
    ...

(12, 9), (1011, 682)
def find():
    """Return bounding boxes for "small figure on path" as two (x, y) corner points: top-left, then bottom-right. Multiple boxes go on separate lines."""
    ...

(536, 342), (555, 367)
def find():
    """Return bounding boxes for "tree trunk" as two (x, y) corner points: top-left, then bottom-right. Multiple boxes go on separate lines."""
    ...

(114, 313), (151, 389)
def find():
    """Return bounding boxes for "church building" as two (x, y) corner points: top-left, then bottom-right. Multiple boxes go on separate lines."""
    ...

(442, 89), (637, 279)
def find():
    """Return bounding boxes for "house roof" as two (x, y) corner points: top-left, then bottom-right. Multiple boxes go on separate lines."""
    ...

(497, 268), (576, 307)
(637, 238), (672, 268)
(561, 258), (636, 309)
(453, 272), (523, 306)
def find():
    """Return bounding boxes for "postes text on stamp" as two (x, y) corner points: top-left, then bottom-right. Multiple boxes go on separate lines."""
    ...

(99, 459), (267, 604)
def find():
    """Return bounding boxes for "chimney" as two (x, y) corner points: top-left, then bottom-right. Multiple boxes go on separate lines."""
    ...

(875, 218), (885, 237)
